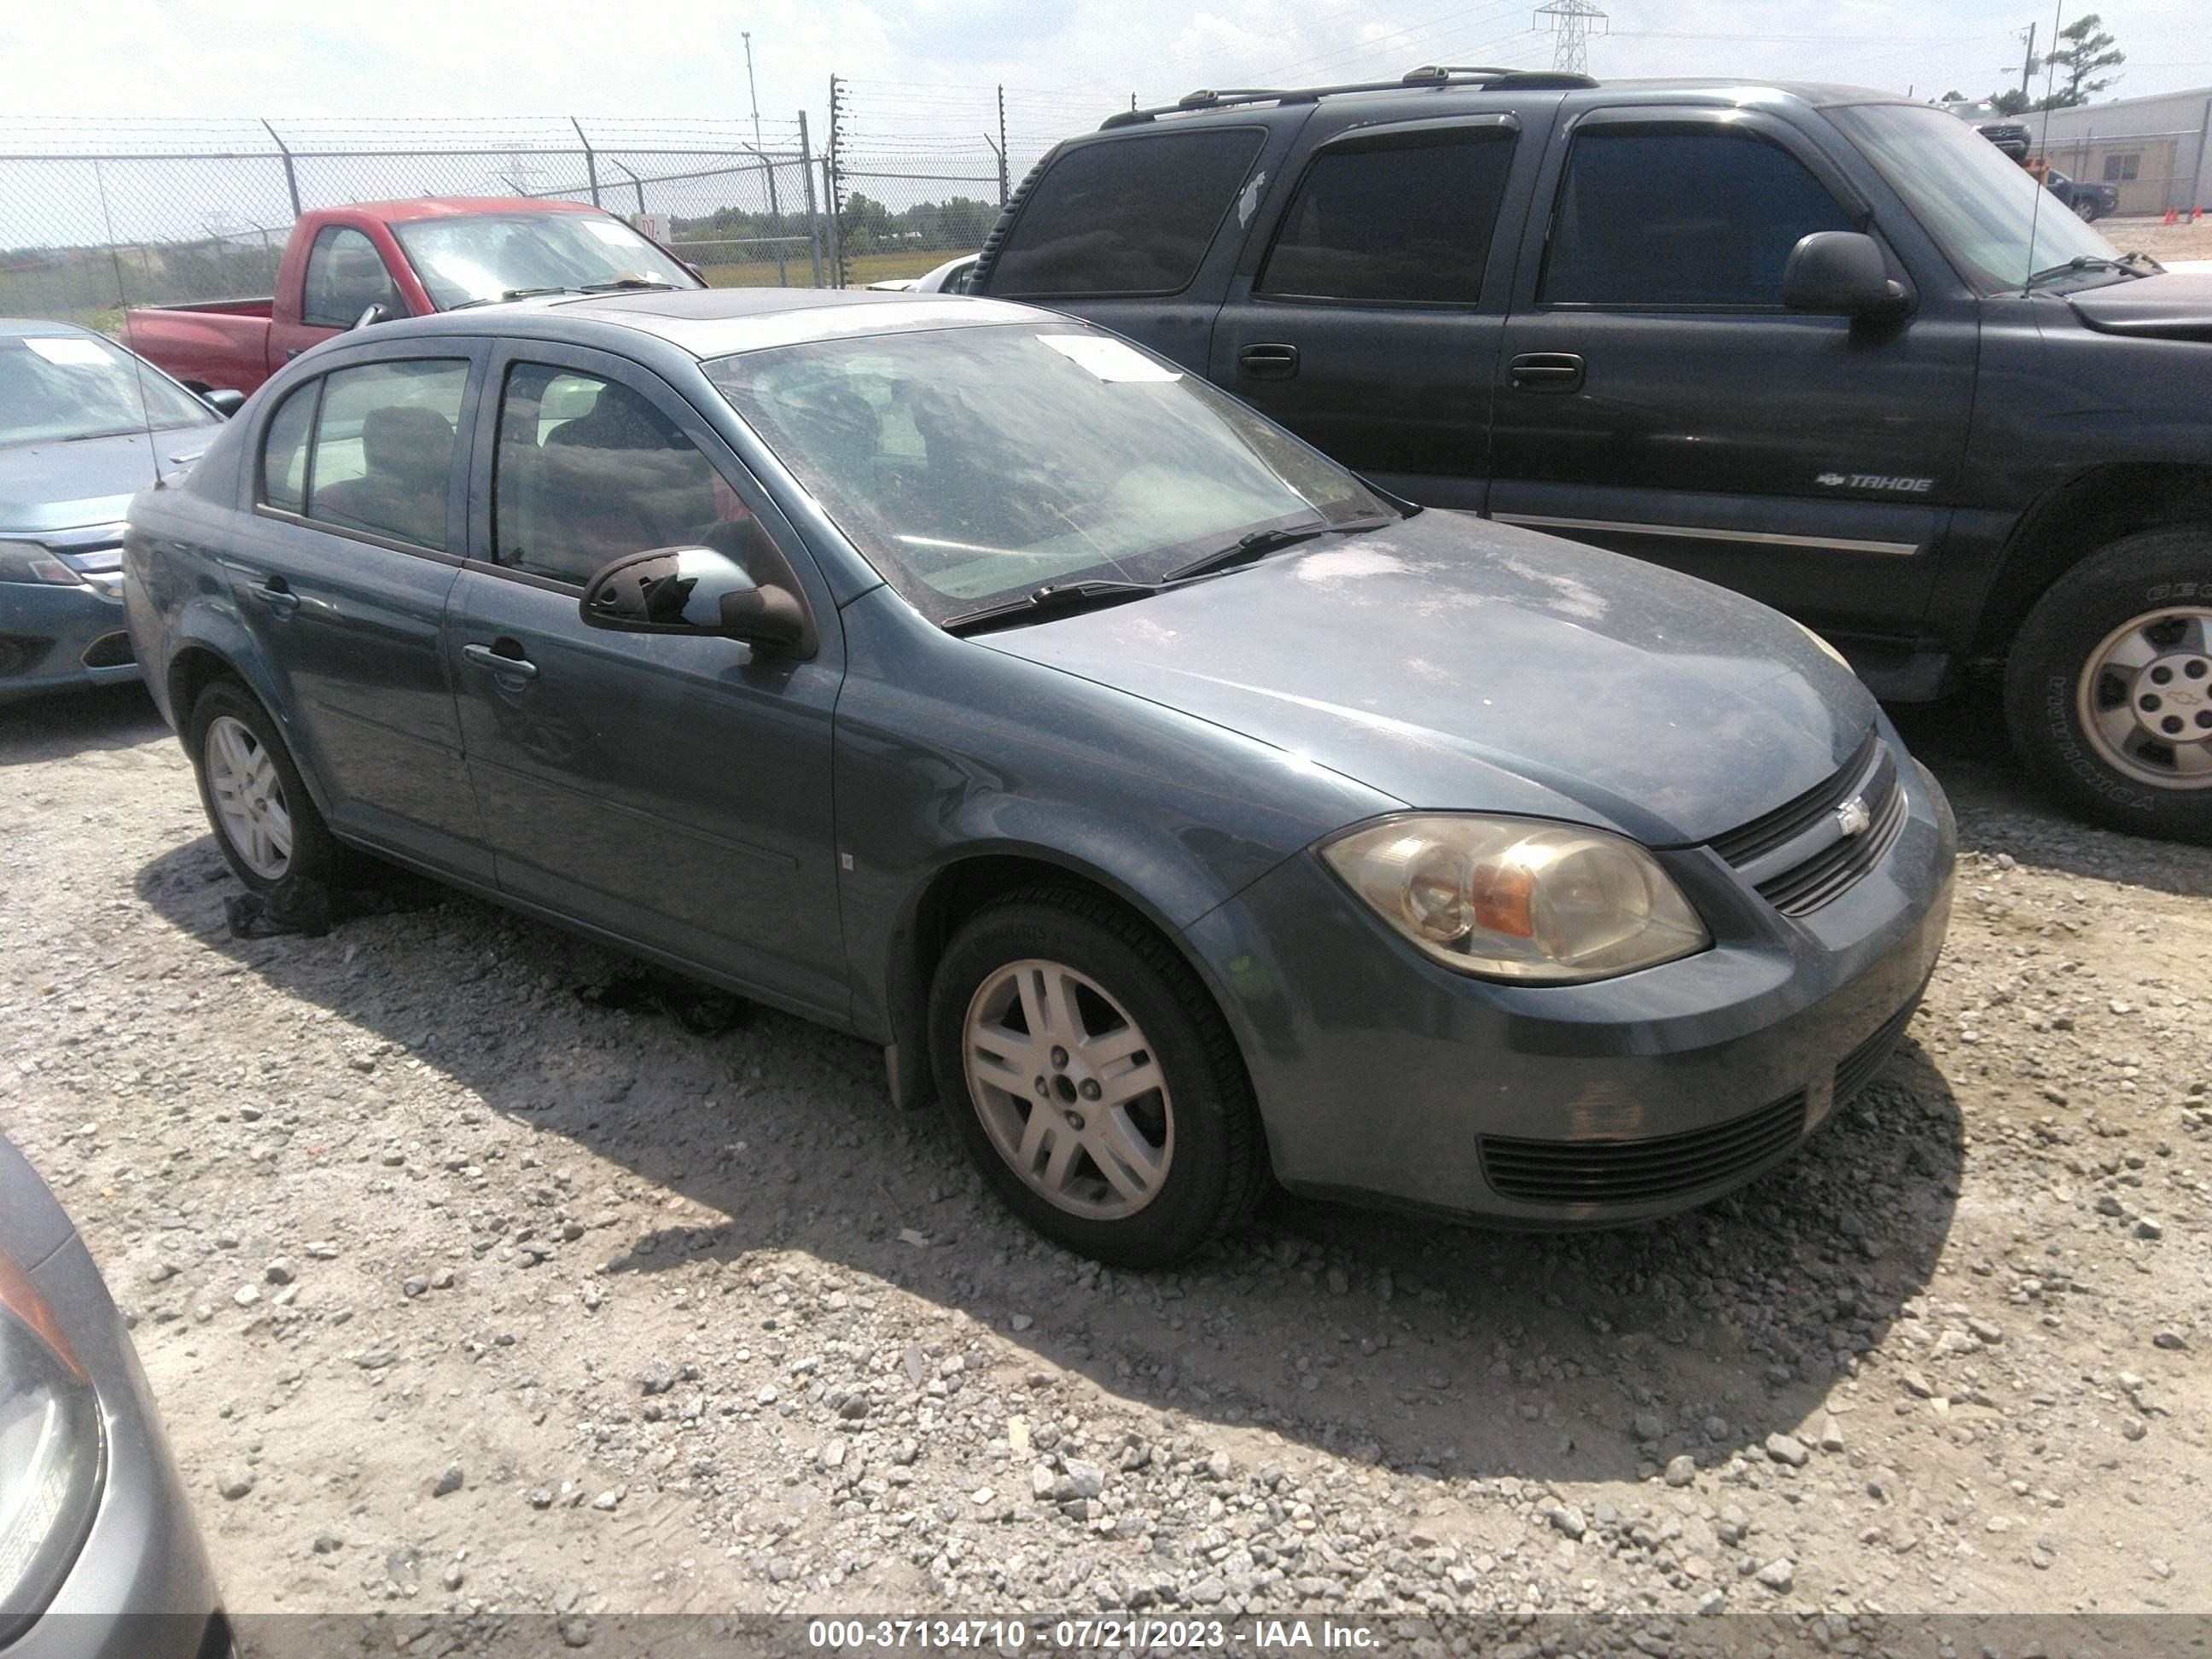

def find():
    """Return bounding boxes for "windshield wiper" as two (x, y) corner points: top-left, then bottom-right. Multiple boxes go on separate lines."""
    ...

(578, 278), (679, 293)
(447, 286), (588, 311)
(943, 579), (1161, 637)
(1164, 516), (1392, 583)
(2024, 253), (2157, 289)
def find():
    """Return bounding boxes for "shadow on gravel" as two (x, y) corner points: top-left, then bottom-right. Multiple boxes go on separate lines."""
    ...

(0, 681), (166, 766)
(1889, 679), (2212, 899)
(135, 830), (1962, 1492)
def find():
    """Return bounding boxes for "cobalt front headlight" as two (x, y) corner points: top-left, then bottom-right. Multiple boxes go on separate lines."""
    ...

(0, 1248), (105, 1644)
(1322, 815), (1709, 983)
(0, 540), (85, 588)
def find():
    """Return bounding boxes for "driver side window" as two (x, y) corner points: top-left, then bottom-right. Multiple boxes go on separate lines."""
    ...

(490, 363), (761, 587)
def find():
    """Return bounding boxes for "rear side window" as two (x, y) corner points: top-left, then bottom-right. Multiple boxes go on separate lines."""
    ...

(304, 359), (469, 550)
(300, 227), (405, 329)
(259, 381), (317, 514)
(1542, 130), (1855, 308)
(1259, 131), (1516, 305)
(988, 129), (1266, 297)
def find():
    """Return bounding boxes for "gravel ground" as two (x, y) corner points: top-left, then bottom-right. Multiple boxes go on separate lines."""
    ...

(3, 678), (2207, 1636)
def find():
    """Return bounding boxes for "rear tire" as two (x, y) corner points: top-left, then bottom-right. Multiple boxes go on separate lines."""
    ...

(188, 678), (352, 893)
(927, 886), (1266, 1268)
(2005, 526), (2212, 843)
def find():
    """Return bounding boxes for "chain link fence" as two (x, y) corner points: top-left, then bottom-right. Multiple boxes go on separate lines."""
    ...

(0, 93), (1121, 329)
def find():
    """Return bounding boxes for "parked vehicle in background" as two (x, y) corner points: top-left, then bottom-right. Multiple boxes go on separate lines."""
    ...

(2042, 168), (2121, 221)
(863, 253), (981, 294)
(125, 287), (1953, 1266)
(1, 318), (236, 702)
(119, 198), (704, 397)
(0, 1129), (230, 1658)
(971, 69), (2212, 841)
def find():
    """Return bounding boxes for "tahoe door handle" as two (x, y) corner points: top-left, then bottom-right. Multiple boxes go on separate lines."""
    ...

(1509, 351), (1585, 393)
(1238, 342), (1300, 381)
(463, 641), (538, 680)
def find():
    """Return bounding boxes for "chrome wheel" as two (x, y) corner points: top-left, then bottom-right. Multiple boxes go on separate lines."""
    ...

(2073, 197), (2098, 221)
(962, 958), (1173, 1220)
(2075, 606), (2212, 789)
(204, 713), (294, 878)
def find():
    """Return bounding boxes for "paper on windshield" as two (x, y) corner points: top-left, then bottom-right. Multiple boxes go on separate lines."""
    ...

(1034, 334), (1181, 383)
(581, 218), (642, 245)
(25, 335), (110, 366)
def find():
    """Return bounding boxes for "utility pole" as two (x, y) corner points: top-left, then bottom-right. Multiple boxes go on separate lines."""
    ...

(1534, 0), (1607, 75)
(745, 31), (763, 150)
(2018, 21), (2039, 102)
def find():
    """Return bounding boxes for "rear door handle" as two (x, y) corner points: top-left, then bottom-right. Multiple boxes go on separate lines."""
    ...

(243, 579), (300, 616)
(1509, 352), (1585, 393)
(463, 641), (538, 680)
(1238, 342), (1300, 381)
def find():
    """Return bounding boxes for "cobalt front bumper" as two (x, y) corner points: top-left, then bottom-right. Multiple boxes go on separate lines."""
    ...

(1186, 729), (1956, 1224)
(0, 532), (142, 703)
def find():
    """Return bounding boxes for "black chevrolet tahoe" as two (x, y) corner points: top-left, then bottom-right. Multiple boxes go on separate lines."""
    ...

(971, 68), (2212, 842)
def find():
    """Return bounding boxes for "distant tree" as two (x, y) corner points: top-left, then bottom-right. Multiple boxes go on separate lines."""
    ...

(1940, 89), (1966, 103)
(2038, 14), (2124, 108)
(1989, 86), (2033, 116)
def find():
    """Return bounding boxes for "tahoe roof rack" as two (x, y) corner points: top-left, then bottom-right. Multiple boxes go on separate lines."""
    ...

(1100, 64), (1598, 128)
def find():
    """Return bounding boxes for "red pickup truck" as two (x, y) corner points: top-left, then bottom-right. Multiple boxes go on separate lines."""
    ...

(122, 197), (702, 395)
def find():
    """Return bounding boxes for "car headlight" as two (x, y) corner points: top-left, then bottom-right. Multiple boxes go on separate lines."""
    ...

(0, 1249), (104, 1644)
(1321, 815), (1709, 983)
(0, 540), (84, 589)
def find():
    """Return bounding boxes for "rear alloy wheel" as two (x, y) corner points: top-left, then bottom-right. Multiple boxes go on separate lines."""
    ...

(928, 888), (1266, 1267)
(2006, 526), (2212, 842)
(188, 678), (351, 893)
(2073, 196), (2098, 221)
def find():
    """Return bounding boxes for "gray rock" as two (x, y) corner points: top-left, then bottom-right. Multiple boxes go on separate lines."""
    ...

(1754, 1558), (1796, 1592)
(1062, 1458), (1107, 1500)
(1665, 1455), (1697, 1487)
(218, 1470), (254, 1500)
(432, 1464), (463, 1497)
(263, 1259), (294, 1285)
(1764, 1432), (1810, 1467)
(1548, 1504), (1587, 1540)
(1188, 1576), (1227, 1606)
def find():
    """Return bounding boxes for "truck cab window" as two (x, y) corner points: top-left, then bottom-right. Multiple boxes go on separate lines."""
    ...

(1542, 130), (1854, 308)
(987, 129), (1265, 298)
(1258, 132), (1516, 305)
(301, 227), (405, 329)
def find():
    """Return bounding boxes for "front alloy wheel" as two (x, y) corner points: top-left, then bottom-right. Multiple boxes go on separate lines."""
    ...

(928, 888), (1266, 1267)
(963, 958), (1174, 1220)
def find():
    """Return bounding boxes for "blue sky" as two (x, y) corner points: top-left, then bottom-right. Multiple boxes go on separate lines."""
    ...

(5, 0), (2208, 142)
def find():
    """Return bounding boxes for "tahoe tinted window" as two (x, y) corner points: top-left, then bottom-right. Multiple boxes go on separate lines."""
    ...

(305, 359), (469, 550)
(988, 128), (1266, 297)
(1543, 129), (1854, 307)
(1259, 130), (1516, 305)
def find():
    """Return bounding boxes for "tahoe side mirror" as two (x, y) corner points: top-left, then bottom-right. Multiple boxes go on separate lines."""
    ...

(579, 543), (817, 658)
(1782, 231), (1910, 321)
(201, 388), (247, 418)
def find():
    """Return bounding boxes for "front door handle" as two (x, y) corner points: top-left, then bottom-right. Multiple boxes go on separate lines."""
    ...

(1509, 352), (1585, 393)
(463, 641), (538, 680)
(1238, 342), (1300, 381)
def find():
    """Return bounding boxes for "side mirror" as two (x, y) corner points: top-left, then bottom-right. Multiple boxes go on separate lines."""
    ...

(579, 544), (817, 658)
(351, 304), (387, 331)
(1783, 231), (1909, 321)
(201, 388), (247, 418)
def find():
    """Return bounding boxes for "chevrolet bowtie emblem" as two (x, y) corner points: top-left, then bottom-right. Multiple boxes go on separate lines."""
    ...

(1836, 796), (1872, 836)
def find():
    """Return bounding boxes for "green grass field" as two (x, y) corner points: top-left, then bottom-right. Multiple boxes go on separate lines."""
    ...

(695, 248), (952, 289)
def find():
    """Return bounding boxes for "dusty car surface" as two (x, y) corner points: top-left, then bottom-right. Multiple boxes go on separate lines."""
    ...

(0, 1132), (229, 1658)
(123, 288), (1955, 1265)
(0, 319), (230, 703)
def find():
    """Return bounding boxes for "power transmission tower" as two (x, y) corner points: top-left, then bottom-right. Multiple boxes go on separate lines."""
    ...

(1534, 0), (1607, 74)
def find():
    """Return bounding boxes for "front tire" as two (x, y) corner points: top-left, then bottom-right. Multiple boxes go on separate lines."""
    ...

(2073, 196), (2098, 222)
(188, 678), (351, 892)
(927, 887), (1266, 1268)
(2005, 527), (2212, 843)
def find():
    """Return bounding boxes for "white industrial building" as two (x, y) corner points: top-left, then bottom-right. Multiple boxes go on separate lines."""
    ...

(2019, 86), (2212, 217)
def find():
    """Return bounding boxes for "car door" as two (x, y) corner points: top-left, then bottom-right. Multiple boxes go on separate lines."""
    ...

(445, 343), (847, 1018)
(234, 344), (490, 878)
(1487, 107), (1978, 641)
(1207, 111), (1534, 510)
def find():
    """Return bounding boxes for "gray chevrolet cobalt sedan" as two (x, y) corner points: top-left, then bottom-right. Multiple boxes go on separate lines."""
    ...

(125, 289), (1955, 1266)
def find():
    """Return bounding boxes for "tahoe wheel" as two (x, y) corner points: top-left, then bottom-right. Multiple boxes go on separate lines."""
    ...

(2073, 197), (2098, 221)
(189, 679), (349, 893)
(928, 888), (1266, 1268)
(2005, 527), (2212, 843)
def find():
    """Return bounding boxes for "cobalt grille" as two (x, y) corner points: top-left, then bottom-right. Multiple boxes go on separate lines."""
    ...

(1481, 1091), (1807, 1206)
